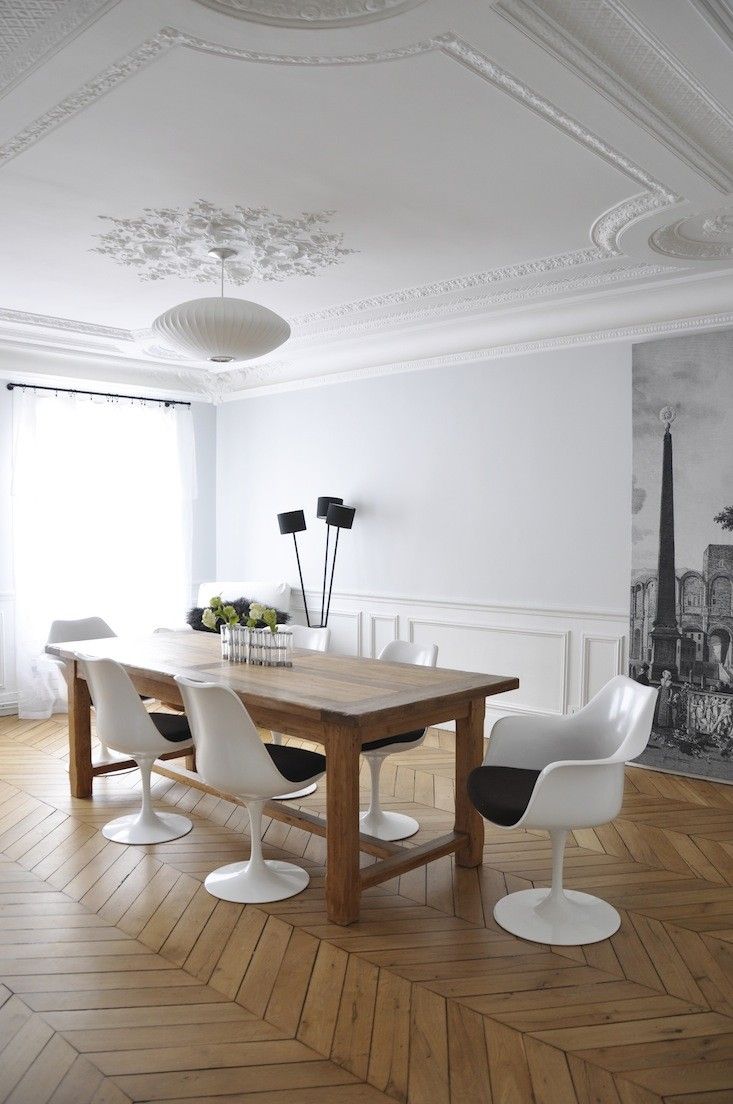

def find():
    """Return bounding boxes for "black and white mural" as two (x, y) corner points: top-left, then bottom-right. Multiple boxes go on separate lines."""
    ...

(630, 329), (733, 782)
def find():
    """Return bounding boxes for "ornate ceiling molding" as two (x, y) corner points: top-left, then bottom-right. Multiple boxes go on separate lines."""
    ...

(689, 0), (733, 54)
(192, 0), (427, 27)
(0, 259), (683, 360)
(4, 308), (732, 403)
(0, 22), (684, 364)
(92, 198), (355, 284)
(293, 262), (681, 339)
(222, 310), (733, 401)
(0, 0), (117, 96)
(649, 208), (733, 259)
(0, 306), (130, 342)
(496, 0), (733, 193)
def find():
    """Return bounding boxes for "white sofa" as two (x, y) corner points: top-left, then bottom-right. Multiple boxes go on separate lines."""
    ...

(196, 581), (292, 613)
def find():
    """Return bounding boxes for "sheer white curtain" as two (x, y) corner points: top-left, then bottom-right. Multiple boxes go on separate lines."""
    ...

(12, 388), (196, 718)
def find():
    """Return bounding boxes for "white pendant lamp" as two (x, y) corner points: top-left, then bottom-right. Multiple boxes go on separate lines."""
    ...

(152, 247), (290, 364)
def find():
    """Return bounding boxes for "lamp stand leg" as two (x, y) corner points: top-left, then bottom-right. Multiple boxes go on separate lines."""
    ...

(320, 525), (330, 628)
(324, 528), (340, 627)
(292, 534), (310, 627)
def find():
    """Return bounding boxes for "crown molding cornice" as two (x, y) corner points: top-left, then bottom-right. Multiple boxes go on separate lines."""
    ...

(220, 309), (733, 402)
(2, 304), (731, 404)
(0, 306), (130, 343)
(293, 261), (681, 339)
(495, 0), (733, 193)
(689, 0), (733, 54)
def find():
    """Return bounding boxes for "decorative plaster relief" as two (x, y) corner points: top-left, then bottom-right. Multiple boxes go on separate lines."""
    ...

(0, 23), (682, 354)
(0, 0), (70, 58)
(91, 199), (355, 284)
(649, 208), (733, 259)
(192, 0), (426, 27)
(496, 0), (733, 192)
(0, 0), (115, 95)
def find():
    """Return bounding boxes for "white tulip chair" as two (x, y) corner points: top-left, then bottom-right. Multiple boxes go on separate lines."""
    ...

(80, 656), (193, 845)
(176, 676), (326, 903)
(468, 675), (657, 945)
(360, 640), (439, 842)
(47, 617), (124, 765)
(271, 624), (331, 800)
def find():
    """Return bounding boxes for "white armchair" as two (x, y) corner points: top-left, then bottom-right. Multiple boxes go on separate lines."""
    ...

(468, 675), (657, 945)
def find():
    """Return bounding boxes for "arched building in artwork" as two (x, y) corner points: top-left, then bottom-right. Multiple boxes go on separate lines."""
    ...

(630, 544), (733, 682)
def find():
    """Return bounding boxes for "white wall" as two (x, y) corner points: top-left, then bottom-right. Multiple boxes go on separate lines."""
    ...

(0, 380), (217, 710)
(216, 343), (632, 726)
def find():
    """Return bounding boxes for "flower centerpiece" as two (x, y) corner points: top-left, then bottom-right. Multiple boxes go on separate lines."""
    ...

(199, 597), (291, 665)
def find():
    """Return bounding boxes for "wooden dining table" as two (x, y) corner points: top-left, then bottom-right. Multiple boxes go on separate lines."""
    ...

(47, 631), (519, 925)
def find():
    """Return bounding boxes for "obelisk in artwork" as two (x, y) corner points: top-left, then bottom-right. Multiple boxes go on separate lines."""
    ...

(650, 406), (681, 681)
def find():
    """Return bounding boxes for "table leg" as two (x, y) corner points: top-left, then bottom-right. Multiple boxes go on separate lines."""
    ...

(325, 725), (361, 925)
(454, 697), (485, 867)
(67, 660), (93, 798)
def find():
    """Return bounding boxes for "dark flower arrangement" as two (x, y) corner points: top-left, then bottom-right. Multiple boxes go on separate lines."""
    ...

(186, 595), (290, 633)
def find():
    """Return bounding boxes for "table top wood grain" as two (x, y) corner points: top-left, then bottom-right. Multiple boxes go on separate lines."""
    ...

(47, 631), (519, 730)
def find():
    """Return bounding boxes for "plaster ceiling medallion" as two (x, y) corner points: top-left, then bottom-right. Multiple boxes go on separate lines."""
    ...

(649, 208), (733, 259)
(192, 1), (427, 28)
(91, 199), (356, 285)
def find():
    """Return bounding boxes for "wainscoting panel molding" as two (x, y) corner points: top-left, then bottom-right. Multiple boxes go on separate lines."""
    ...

(409, 617), (570, 716)
(369, 613), (400, 658)
(580, 632), (626, 707)
(323, 608), (363, 657)
(293, 588), (628, 735)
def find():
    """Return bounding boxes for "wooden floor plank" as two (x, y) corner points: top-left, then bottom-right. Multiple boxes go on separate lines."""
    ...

(0, 714), (731, 1104)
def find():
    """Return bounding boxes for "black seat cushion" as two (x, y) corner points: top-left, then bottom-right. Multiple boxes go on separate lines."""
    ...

(151, 712), (192, 744)
(467, 765), (541, 827)
(362, 728), (425, 753)
(264, 743), (326, 784)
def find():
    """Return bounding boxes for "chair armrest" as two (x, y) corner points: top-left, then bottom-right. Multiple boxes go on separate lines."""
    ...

(519, 758), (626, 830)
(484, 713), (575, 770)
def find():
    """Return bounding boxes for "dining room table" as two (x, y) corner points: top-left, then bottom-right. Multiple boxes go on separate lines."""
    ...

(46, 630), (519, 925)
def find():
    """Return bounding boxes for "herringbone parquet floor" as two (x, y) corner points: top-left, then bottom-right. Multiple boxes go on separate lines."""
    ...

(0, 711), (731, 1104)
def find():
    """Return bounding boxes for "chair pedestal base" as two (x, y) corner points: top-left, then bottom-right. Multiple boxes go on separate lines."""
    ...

(273, 781), (317, 800)
(93, 745), (127, 767)
(494, 888), (620, 946)
(359, 809), (420, 842)
(102, 811), (192, 845)
(204, 859), (309, 903)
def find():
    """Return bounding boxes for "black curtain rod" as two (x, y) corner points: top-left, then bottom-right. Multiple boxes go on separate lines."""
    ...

(6, 381), (190, 408)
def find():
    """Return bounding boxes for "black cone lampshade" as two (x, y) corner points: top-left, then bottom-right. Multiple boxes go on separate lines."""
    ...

(326, 503), (356, 530)
(317, 496), (343, 519)
(277, 510), (310, 625)
(277, 509), (306, 535)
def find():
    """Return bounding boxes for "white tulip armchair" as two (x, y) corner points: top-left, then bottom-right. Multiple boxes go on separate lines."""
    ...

(271, 624), (330, 800)
(468, 675), (657, 945)
(360, 639), (439, 841)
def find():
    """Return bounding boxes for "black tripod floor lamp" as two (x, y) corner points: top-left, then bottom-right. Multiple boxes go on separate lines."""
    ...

(316, 496), (342, 627)
(277, 498), (356, 628)
(277, 509), (311, 626)
(323, 503), (356, 628)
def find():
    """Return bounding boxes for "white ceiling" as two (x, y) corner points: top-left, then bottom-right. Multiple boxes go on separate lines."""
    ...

(0, 0), (731, 401)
